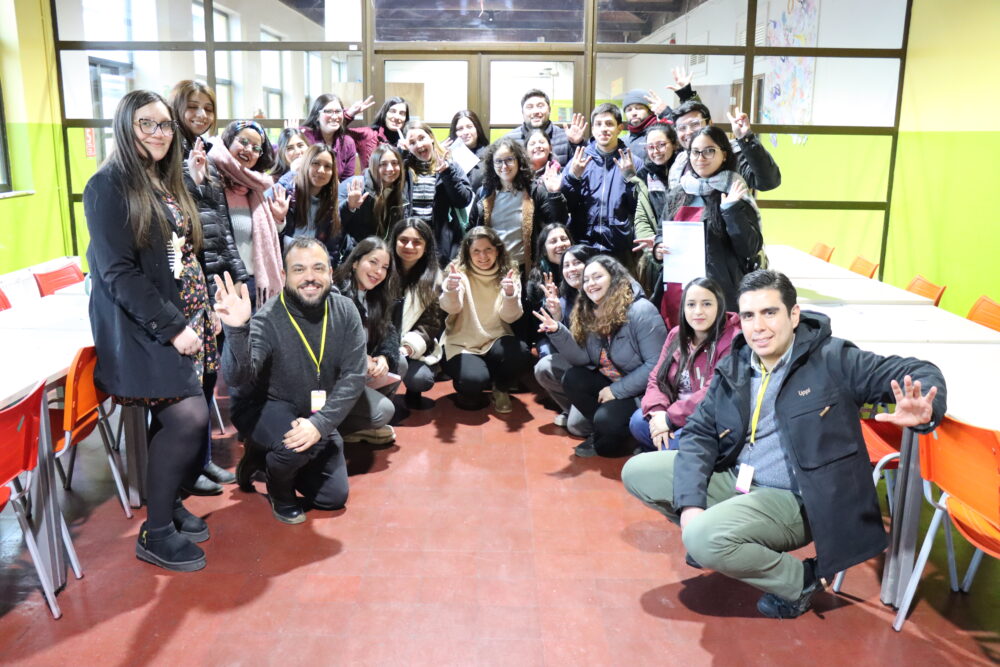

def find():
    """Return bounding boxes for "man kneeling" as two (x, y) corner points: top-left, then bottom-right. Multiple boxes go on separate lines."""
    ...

(622, 269), (946, 618)
(214, 238), (367, 524)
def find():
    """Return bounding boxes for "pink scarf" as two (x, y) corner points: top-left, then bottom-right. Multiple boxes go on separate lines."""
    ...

(208, 140), (283, 304)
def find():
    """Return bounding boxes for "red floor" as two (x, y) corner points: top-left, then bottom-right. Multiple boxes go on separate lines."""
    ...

(1, 381), (997, 666)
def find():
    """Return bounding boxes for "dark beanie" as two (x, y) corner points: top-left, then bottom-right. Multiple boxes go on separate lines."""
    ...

(622, 89), (650, 111)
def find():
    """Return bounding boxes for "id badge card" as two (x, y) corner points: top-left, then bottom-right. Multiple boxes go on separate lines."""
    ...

(735, 463), (754, 494)
(310, 390), (327, 413)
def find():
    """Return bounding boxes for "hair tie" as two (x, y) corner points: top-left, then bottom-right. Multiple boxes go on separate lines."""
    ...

(655, 118), (675, 126)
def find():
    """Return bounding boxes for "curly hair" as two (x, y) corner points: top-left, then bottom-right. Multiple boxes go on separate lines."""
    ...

(480, 137), (533, 195)
(457, 226), (513, 285)
(569, 255), (634, 344)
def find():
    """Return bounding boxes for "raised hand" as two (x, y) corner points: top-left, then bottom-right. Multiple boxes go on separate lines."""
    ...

(564, 113), (589, 145)
(668, 66), (694, 92)
(187, 137), (208, 185)
(500, 268), (517, 297)
(533, 307), (558, 334)
(633, 237), (655, 253)
(541, 162), (562, 193)
(212, 271), (252, 328)
(569, 146), (592, 178)
(434, 153), (451, 174)
(873, 376), (939, 427)
(268, 183), (290, 222)
(654, 243), (667, 261)
(614, 149), (635, 179)
(345, 95), (376, 118)
(441, 137), (454, 151)
(644, 89), (667, 116)
(727, 106), (751, 139)
(445, 262), (463, 292)
(722, 179), (748, 205)
(347, 176), (369, 211)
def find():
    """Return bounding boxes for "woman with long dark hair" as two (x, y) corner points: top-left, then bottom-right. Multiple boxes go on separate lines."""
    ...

(525, 222), (572, 355)
(168, 79), (216, 157)
(660, 125), (763, 326)
(278, 144), (344, 262)
(535, 255), (666, 458)
(269, 128), (309, 181)
(333, 237), (400, 444)
(85, 90), (212, 571)
(343, 95), (410, 169)
(390, 218), (445, 408)
(630, 122), (680, 297)
(628, 277), (740, 451)
(300, 93), (357, 179)
(341, 144), (409, 249)
(440, 226), (530, 413)
(446, 109), (490, 191)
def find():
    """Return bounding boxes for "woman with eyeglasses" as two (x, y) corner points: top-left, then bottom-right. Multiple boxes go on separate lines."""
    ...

(659, 125), (763, 326)
(269, 128), (310, 181)
(300, 93), (357, 180)
(85, 90), (214, 571)
(629, 122), (680, 298)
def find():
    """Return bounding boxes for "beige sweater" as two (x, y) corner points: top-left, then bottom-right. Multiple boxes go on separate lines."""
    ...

(439, 264), (522, 358)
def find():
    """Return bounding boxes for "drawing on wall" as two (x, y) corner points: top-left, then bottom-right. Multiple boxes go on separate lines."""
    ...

(762, 0), (820, 145)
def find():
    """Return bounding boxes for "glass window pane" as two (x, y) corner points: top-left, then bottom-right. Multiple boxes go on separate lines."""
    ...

(59, 51), (206, 119)
(490, 61), (575, 126)
(596, 53), (739, 123)
(67, 126), (108, 194)
(762, 210), (885, 273)
(375, 0), (583, 43)
(56, 0), (199, 40)
(208, 0), (361, 42)
(756, 57), (900, 127)
(599, 0), (749, 45)
(755, 135), (892, 203)
(763, 0), (906, 49)
(384, 60), (468, 124)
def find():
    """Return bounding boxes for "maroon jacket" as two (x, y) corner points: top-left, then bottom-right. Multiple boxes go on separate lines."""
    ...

(298, 127), (358, 180)
(640, 312), (741, 428)
(342, 111), (401, 170)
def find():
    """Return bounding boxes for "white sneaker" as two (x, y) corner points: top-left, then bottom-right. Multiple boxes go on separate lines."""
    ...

(342, 425), (396, 445)
(553, 412), (569, 428)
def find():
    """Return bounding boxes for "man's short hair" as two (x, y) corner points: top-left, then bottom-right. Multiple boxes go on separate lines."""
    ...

(674, 100), (712, 123)
(738, 269), (797, 314)
(590, 102), (623, 127)
(282, 237), (331, 269)
(521, 89), (550, 108)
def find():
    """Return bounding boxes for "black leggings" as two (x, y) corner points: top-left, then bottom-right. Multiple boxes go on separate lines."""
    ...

(146, 395), (209, 528)
(443, 336), (530, 397)
(562, 366), (637, 457)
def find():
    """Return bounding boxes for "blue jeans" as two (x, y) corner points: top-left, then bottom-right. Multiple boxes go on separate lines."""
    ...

(628, 408), (681, 452)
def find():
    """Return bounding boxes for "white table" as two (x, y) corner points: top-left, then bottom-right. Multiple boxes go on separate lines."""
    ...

(805, 304), (1000, 345)
(767, 244), (862, 280)
(794, 277), (933, 306)
(0, 293), (90, 333)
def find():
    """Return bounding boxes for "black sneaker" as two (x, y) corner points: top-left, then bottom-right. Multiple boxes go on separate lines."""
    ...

(135, 522), (206, 572)
(574, 437), (598, 458)
(236, 444), (266, 493)
(173, 498), (209, 543)
(203, 460), (236, 485)
(757, 558), (822, 619)
(684, 553), (703, 569)
(268, 496), (306, 525)
(181, 474), (223, 496)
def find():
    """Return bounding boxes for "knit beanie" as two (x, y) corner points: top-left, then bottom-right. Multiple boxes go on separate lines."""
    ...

(622, 89), (650, 112)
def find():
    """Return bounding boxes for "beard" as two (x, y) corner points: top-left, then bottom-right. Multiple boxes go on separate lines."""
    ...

(284, 280), (331, 309)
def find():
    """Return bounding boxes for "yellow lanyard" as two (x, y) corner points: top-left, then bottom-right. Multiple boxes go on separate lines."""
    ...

(280, 292), (328, 381)
(749, 367), (772, 445)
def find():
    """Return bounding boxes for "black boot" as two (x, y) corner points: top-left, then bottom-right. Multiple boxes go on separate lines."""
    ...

(173, 497), (209, 543)
(236, 443), (266, 493)
(203, 460), (236, 485)
(135, 522), (206, 572)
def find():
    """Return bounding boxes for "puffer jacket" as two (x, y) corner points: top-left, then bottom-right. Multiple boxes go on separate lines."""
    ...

(674, 311), (947, 579)
(184, 161), (249, 297)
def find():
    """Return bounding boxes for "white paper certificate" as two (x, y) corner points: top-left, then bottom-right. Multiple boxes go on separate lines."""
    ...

(661, 220), (706, 284)
(448, 140), (481, 176)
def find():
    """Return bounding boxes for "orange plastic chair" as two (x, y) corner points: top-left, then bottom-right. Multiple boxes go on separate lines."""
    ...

(1, 383), (83, 619)
(892, 416), (1000, 631)
(49, 347), (132, 518)
(849, 256), (879, 278)
(809, 242), (835, 262)
(0, 287), (10, 311)
(967, 295), (1000, 333)
(905, 275), (946, 307)
(33, 263), (84, 297)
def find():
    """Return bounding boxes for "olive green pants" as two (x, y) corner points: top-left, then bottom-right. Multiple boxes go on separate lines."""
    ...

(622, 450), (812, 600)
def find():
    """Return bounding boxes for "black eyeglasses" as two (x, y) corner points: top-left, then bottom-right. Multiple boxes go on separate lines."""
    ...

(493, 156), (517, 168)
(236, 137), (264, 155)
(689, 147), (718, 160)
(134, 119), (176, 136)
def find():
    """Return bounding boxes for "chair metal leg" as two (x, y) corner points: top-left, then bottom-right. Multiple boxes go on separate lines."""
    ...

(211, 395), (225, 434)
(54, 457), (68, 489)
(884, 470), (896, 516)
(97, 418), (133, 519)
(64, 441), (79, 489)
(831, 570), (845, 593)
(57, 510), (83, 580)
(942, 514), (959, 592)
(12, 501), (61, 619)
(961, 549), (985, 593)
(893, 503), (946, 632)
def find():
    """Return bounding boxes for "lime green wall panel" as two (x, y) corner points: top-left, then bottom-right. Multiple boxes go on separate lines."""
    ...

(885, 130), (1000, 316)
(761, 209), (885, 272)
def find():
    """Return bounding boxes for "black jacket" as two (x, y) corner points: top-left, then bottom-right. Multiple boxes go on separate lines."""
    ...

(84, 164), (202, 399)
(335, 279), (401, 374)
(184, 162), (249, 296)
(674, 311), (947, 579)
(401, 160), (474, 268)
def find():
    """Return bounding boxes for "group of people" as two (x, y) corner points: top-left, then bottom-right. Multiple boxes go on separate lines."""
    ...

(82, 70), (946, 622)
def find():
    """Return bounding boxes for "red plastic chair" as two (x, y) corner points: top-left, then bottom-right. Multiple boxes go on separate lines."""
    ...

(0, 287), (10, 311)
(809, 243), (835, 262)
(905, 275), (946, 307)
(849, 255), (879, 279)
(967, 295), (1000, 333)
(33, 263), (84, 297)
(1, 383), (83, 619)
(49, 347), (132, 518)
(892, 416), (1000, 631)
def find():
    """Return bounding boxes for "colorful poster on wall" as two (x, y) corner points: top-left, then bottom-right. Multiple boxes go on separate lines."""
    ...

(761, 0), (820, 145)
